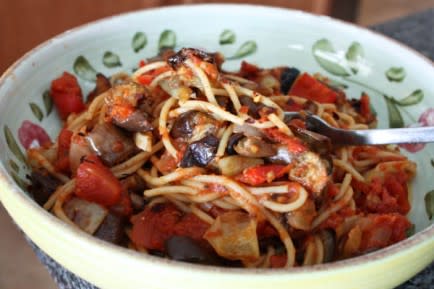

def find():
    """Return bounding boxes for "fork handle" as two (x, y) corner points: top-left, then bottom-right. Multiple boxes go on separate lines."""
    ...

(336, 126), (434, 145)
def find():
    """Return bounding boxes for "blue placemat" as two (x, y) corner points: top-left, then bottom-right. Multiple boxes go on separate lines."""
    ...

(31, 8), (434, 289)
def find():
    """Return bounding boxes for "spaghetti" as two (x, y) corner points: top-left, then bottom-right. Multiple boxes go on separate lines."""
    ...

(27, 47), (415, 268)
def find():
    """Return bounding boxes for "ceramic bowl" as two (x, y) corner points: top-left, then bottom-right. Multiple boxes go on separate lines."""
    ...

(0, 4), (433, 289)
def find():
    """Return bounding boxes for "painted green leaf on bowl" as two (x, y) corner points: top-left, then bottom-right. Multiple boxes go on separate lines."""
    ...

(159, 30), (176, 50)
(73, 56), (97, 82)
(9, 159), (19, 173)
(345, 42), (364, 74)
(4, 125), (26, 164)
(369, 103), (377, 116)
(315, 75), (348, 90)
(406, 223), (415, 237)
(43, 90), (53, 116)
(312, 39), (350, 76)
(103, 51), (122, 68)
(385, 67), (406, 82)
(425, 190), (434, 220)
(327, 79), (348, 90)
(219, 29), (236, 45)
(384, 95), (404, 128)
(132, 32), (147, 53)
(29, 102), (44, 121)
(227, 41), (257, 60)
(393, 89), (424, 106)
(431, 159), (434, 167)
(11, 171), (28, 191)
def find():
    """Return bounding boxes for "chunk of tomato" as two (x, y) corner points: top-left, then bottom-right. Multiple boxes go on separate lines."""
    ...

(264, 128), (307, 154)
(75, 156), (122, 207)
(50, 72), (85, 120)
(55, 128), (73, 173)
(236, 164), (289, 186)
(130, 203), (209, 251)
(289, 72), (338, 103)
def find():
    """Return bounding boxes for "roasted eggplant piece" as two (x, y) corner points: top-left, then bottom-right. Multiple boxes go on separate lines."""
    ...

(86, 123), (136, 167)
(112, 110), (153, 132)
(28, 171), (61, 206)
(226, 133), (245, 155)
(239, 95), (264, 119)
(168, 48), (218, 69)
(280, 67), (300, 94)
(180, 135), (219, 168)
(319, 229), (336, 263)
(94, 212), (126, 245)
(170, 111), (218, 142)
(165, 236), (219, 265)
(87, 73), (111, 103)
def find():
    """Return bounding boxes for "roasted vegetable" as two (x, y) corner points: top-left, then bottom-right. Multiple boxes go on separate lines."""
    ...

(289, 151), (329, 194)
(204, 211), (260, 262)
(234, 136), (276, 158)
(290, 125), (331, 156)
(180, 135), (219, 168)
(112, 110), (153, 132)
(94, 212), (126, 245)
(86, 123), (136, 166)
(266, 145), (295, 165)
(168, 48), (218, 69)
(286, 198), (317, 231)
(239, 95), (264, 119)
(226, 133), (245, 155)
(165, 236), (218, 265)
(69, 133), (92, 173)
(64, 197), (108, 234)
(217, 155), (264, 176)
(280, 67), (300, 94)
(318, 229), (336, 263)
(28, 171), (62, 206)
(170, 111), (218, 142)
(87, 73), (111, 103)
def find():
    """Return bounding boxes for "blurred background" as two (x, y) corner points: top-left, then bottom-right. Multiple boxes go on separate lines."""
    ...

(1, 0), (434, 74)
(0, 1), (433, 289)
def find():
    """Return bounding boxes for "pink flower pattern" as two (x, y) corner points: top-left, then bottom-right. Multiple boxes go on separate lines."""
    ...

(18, 120), (51, 149)
(399, 108), (434, 153)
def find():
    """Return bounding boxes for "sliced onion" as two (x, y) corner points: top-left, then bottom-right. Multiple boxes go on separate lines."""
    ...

(63, 197), (108, 234)
(204, 211), (259, 262)
(217, 155), (264, 176)
(233, 123), (264, 138)
(69, 134), (92, 173)
(134, 132), (153, 152)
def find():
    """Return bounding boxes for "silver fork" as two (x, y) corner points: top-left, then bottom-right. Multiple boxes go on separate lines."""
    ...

(284, 112), (434, 146)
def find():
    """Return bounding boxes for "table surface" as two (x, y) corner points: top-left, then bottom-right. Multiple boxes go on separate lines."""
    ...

(30, 8), (434, 289)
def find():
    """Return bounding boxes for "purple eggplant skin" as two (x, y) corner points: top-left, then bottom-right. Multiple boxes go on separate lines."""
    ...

(86, 123), (136, 167)
(27, 171), (61, 206)
(170, 110), (218, 141)
(180, 135), (219, 168)
(280, 67), (300, 94)
(165, 236), (221, 265)
(111, 110), (153, 132)
(94, 212), (127, 245)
